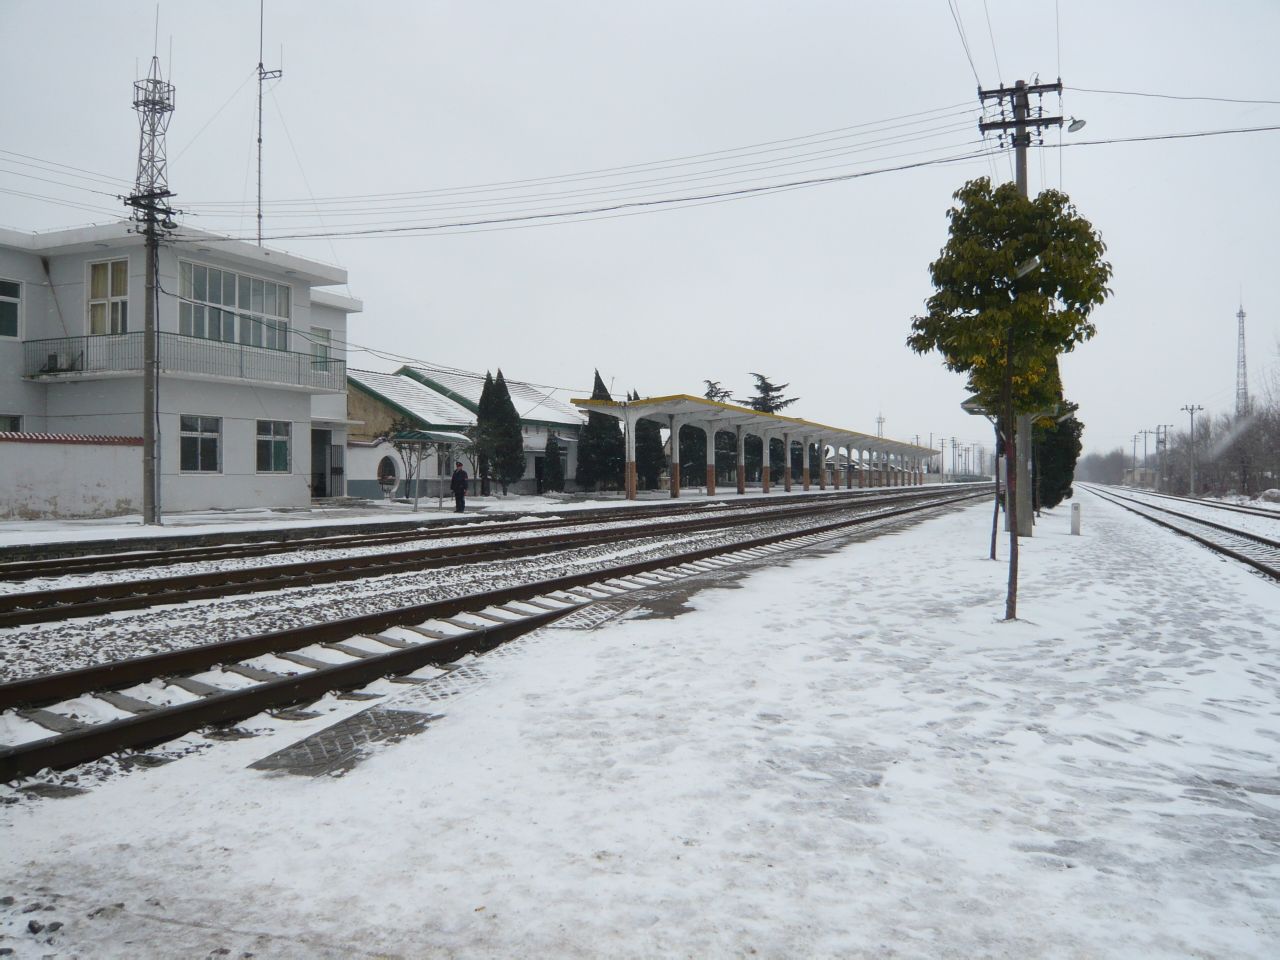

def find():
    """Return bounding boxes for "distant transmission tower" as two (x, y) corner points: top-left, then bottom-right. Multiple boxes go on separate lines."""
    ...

(126, 55), (178, 526)
(1235, 303), (1250, 417)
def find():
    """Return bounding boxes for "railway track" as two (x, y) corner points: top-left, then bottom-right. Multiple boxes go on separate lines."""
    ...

(1081, 484), (1280, 580)
(0, 488), (956, 627)
(0, 487), (985, 781)
(0, 486), (952, 581)
(1098, 487), (1280, 521)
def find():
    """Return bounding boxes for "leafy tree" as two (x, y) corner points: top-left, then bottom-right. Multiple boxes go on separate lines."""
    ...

(379, 415), (427, 499)
(575, 370), (624, 491)
(632, 390), (665, 490)
(908, 176), (1111, 620)
(491, 370), (526, 495)
(543, 432), (565, 493)
(737, 373), (798, 413)
(1034, 400), (1083, 510)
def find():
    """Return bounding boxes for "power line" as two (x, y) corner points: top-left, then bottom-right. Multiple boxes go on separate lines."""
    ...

(981, 0), (1003, 83)
(945, 0), (983, 87)
(184, 104), (979, 208)
(171, 146), (998, 243)
(1066, 86), (1280, 105)
(1050, 123), (1280, 147)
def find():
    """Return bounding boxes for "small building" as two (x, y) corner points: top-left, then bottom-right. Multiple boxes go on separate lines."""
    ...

(0, 222), (360, 518)
(346, 365), (582, 498)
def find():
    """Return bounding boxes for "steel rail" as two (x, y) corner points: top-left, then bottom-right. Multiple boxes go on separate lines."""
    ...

(0, 488), (985, 780)
(1098, 486), (1280, 521)
(1082, 485), (1280, 580)
(0, 486), (961, 579)
(0, 490), (954, 627)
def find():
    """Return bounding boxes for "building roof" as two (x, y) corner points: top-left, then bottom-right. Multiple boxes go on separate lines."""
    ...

(347, 369), (474, 429)
(573, 394), (938, 457)
(400, 366), (583, 428)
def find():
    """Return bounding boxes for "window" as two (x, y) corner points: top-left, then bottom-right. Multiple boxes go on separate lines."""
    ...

(179, 415), (221, 472)
(88, 260), (128, 334)
(179, 261), (291, 350)
(257, 420), (291, 472)
(1, 415), (21, 432)
(0, 279), (19, 338)
(310, 327), (331, 366)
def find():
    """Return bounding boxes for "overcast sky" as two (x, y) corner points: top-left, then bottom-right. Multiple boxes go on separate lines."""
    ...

(4, 0), (1277, 457)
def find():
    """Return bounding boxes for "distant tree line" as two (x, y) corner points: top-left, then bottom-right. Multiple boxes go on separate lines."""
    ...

(1078, 346), (1280, 496)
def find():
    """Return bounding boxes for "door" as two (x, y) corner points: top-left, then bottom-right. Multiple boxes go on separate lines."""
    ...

(310, 429), (331, 497)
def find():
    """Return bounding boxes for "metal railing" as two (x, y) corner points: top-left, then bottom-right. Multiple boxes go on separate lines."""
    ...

(22, 332), (345, 392)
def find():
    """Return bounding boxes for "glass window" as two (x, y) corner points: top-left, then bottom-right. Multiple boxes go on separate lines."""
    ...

(0, 278), (18, 338)
(179, 415), (221, 472)
(180, 261), (291, 350)
(1, 415), (21, 432)
(88, 259), (128, 334)
(310, 327), (331, 366)
(256, 420), (291, 472)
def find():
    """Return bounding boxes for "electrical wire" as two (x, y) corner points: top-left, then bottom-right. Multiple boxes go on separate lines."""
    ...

(945, 0), (983, 87)
(170, 146), (999, 243)
(185, 100), (972, 207)
(981, 0), (1002, 83)
(1048, 123), (1280, 147)
(1066, 86), (1280, 106)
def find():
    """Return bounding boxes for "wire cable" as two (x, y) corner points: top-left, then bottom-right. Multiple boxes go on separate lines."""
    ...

(1066, 86), (1280, 106)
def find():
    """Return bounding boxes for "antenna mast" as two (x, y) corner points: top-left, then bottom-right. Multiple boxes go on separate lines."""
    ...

(126, 55), (177, 525)
(1235, 304), (1250, 417)
(256, 0), (282, 245)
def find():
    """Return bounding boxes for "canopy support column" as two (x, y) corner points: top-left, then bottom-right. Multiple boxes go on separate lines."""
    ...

(669, 415), (682, 498)
(735, 425), (746, 494)
(783, 433), (792, 492)
(762, 433), (772, 493)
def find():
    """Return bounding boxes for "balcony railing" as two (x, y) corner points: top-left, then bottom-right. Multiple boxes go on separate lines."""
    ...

(22, 332), (346, 393)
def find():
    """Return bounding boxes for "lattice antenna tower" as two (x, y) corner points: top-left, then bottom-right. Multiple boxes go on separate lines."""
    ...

(1235, 303), (1250, 417)
(128, 56), (176, 224)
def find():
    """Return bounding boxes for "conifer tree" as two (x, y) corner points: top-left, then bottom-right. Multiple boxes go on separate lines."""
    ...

(737, 373), (799, 413)
(575, 369), (624, 491)
(474, 371), (497, 495)
(492, 370), (527, 495)
(543, 433), (565, 493)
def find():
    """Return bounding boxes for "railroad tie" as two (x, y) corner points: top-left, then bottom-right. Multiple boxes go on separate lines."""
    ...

(166, 676), (227, 697)
(274, 651), (333, 670)
(358, 632), (414, 649)
(17, 708), (89, 734)
(321, 641), (379, 659)
(94, 690), (159, 715)
(222, 663), (289, 682)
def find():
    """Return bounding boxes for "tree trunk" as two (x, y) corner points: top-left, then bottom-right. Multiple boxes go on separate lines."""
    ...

(1003, 349), (1019, 621)
(990, 451), (1001, 561)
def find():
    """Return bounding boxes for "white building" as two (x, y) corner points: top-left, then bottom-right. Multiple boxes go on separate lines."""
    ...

(346, 365), (583, 498)
(0, 222), (361, 518)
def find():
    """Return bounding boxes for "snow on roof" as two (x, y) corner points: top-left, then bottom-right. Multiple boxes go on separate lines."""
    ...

(347, 369), (474, 428)
(402, 365), (583, 427)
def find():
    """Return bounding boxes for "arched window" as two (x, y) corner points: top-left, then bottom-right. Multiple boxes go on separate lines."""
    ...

(377, 456), (397, 482)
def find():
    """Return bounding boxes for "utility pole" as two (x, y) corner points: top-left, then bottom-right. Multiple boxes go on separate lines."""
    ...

(876, 413), (885, 438)
(1235, 304), (1250, 418)
(1131, 434), (1139, 485)
(1139, 429), (1155, 487)
(1181, 404), (1204, 496)
(126, 56), (177, 526)
(979, 77), (1064, 536)
(256, 0), (283, 245)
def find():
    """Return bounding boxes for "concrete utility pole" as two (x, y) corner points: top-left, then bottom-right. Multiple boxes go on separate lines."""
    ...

(256, 0), (283, 245)
(1139, 428), (1155, 487)
(126, 55), (177, 526)
(1131, 434), (1139, 484)
(1181, 404), (1204, 496)
(979, 77), (1065, 536)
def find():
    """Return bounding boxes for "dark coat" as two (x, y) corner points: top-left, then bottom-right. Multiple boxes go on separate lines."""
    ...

(450, 467), (469, 494)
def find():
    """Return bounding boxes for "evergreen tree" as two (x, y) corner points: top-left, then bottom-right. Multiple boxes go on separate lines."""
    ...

(1034, 400), (1083, 510)
(679, 422), (707, 488)
(543, 432), (565, 493)
(632, 390), (664, 490)
(474, 371), (497, 495)
(491, 370), (527, 495)
(575, 369), (624, 491)
(737, 373), (799, 413)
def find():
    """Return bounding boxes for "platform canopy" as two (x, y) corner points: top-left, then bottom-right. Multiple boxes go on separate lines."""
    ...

(572, 393), (937, 460)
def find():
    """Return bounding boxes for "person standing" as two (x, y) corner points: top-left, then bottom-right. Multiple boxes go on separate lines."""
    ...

(450, 460), (469, 513)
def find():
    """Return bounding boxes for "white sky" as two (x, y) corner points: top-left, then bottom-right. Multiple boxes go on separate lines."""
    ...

(3, 0), (1278, 457)
(4, 495), (1278, 956)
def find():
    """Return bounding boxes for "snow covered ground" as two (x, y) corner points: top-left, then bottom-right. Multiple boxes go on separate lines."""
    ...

(3, 491), (1279, 958)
